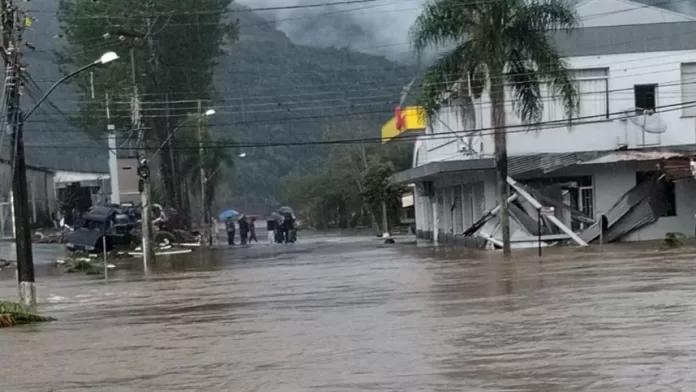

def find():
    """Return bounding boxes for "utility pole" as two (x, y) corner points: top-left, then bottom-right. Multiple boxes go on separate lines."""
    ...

(3, 0), (36, 307)
(131, 48), (154, 266)
(106, 93), (120, 205)
(165, 93), (179, 210)
(197, 99), (210, 246)
(381, 200), (389, 238)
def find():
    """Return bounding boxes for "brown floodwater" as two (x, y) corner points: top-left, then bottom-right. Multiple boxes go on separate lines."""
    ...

(0, 236), (695, 391)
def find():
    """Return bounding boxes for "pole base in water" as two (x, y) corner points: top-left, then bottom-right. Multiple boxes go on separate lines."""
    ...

(19, 281), (36, 309)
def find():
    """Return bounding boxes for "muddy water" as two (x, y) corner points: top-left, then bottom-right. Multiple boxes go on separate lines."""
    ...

(0, 238), (695, 391)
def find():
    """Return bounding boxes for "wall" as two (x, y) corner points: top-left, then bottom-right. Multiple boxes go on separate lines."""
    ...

(416, 49), (696, 167)
(0, 161), (55, 228)
(554, 160), (696, 241)
(413, 170), (497, 242)
(415, 159), (696, 244)
(488, 50), (696, 156)
(117, 158), (140, 204)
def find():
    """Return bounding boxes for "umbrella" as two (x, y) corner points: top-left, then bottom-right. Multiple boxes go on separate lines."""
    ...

(269, 212), (283, 221)
(219, 209), (239, 221)
(277, 206), (294, 214)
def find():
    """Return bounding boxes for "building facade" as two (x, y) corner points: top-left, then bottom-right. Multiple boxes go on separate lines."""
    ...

(392, 0), (696, 248)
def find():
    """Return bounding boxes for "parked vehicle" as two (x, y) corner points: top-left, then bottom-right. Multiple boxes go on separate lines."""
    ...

(65, 206), (134, 252)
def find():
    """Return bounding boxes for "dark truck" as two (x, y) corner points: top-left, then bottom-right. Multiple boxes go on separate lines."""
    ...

(65, 206), (135, 252)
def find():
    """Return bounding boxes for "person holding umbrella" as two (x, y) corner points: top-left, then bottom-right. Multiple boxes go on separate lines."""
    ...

(225, 216), (236, 245)
(219, 209), (239, 246)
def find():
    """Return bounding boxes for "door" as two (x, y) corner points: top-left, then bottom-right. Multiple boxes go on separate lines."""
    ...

(453, 186), (463, 233)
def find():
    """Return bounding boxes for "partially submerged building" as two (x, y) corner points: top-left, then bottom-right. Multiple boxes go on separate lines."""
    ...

(389, 0), (696, 249)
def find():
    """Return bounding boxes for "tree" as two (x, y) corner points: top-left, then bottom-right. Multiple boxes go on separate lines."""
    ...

(177, 117), (235, 222)
(57, 0), (237, 216)
(282, 123), (411, 231)
(411, 0), (579, 256)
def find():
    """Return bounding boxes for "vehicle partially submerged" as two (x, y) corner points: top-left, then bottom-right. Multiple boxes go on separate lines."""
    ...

(65, 206), (134, 252)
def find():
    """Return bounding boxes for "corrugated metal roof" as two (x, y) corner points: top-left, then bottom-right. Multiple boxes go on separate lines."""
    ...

(552, 21), (696, 57)
(508, 151), (610, 176)
(393, 151), (613, 183)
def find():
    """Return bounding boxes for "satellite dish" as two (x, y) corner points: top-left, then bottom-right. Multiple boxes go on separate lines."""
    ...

(626, 107), (668, 134)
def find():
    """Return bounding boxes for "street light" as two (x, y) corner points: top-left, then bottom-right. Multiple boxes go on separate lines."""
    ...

(205, 109), (216, 116)
(97, 51), (119, 65)
(238, 153), (247, 158)
(12, 51), (120, 307)
(24, 52), (120, 121)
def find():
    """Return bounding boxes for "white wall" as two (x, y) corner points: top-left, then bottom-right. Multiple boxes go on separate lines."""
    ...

(412, 170), (497, 241)
(574, 161), (696, 241)
(497, 50), (696, 155)
(416, 49), (696, 167)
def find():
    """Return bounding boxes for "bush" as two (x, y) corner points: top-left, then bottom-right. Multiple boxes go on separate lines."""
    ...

(663, 232), (686, 249)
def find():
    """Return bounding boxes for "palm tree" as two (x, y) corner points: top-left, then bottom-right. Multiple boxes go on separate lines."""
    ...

(411, 0), (579, 256)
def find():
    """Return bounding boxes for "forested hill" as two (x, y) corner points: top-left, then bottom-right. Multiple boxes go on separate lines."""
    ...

(207, 6), (417, 211)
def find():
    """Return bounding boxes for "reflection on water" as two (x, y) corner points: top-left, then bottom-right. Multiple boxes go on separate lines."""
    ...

(0, 239), (695, 391)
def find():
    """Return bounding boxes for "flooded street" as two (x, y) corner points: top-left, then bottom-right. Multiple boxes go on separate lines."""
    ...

(1, 236), (695, 391)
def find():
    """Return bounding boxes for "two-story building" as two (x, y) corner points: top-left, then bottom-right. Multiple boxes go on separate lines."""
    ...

(391, 0), (696, 248)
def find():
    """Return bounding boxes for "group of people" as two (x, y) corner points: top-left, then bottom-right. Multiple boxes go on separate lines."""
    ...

(224, 212), (296, 246)
(224, 215), (258, 245)
(267, 212), (296, 244)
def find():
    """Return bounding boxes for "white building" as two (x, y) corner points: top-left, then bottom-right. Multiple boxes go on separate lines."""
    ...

(392, 0), (696, 248)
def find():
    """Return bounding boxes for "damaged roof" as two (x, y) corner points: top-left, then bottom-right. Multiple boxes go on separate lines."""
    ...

(392, 146), (696, 184)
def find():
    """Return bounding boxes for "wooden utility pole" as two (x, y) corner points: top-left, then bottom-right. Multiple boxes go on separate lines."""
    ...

(491, 78), (511, 257)
(164, 93), (179, 209)
(197, 99), (210, 246)
(131, 48), (154, 266)
(3, 0), (36, 307)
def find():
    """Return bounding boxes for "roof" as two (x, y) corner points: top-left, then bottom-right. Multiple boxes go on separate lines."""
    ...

(0, 158), (54, 174)
(552, 21), (696, 57)
(391, 147), (696, 184)
(54, 170), (110, 184)
(576, 0), (696, 27)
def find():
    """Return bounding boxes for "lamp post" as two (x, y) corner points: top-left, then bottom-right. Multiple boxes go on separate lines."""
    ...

(12, 52), (119, 307)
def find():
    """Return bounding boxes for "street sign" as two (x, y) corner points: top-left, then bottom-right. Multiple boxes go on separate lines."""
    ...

(540, 206), (555, 216)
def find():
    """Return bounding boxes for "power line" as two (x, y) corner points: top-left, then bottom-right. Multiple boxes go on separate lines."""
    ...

(20, 98), (696, 149)
(18, 76), (696, 126)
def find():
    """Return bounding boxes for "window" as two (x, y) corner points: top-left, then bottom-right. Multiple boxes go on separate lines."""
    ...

(545, 68), (609, 122)
(681, 63), (696, 116)
(634, 84), (657, 113)
(636, 171), (676, 217)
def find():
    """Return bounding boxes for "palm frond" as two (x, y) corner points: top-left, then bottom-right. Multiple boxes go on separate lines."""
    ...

(521, 0), (578, 32)
(507, 0), (579, 121)
(410, 0), (478, 53)
(506, 56), (543, 124)
(418, 42), (478, 117)
(0, 301), (55, 328)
